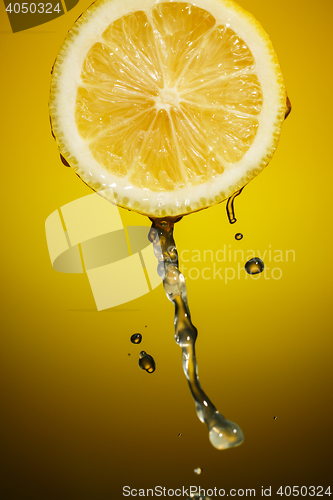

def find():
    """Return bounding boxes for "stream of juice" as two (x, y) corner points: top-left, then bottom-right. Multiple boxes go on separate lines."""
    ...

(149, 218), (243, 450)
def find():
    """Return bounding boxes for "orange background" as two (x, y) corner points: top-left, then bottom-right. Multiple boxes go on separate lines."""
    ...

(0, 0), (332, 498)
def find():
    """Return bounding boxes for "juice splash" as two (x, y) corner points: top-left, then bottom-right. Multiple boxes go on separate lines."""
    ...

(149, 219), (244, 450)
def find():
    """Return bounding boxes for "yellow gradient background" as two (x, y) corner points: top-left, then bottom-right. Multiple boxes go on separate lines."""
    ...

(0, 0), (332, 498)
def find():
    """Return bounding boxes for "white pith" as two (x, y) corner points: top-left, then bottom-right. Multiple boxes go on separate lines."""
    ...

(50, 0), (286, 217)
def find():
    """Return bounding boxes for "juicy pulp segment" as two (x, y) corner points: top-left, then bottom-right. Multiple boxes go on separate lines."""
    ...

(75, 2), (263, 192)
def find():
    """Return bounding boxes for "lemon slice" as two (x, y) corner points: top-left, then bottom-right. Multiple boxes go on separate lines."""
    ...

(50, 0), (287, 217)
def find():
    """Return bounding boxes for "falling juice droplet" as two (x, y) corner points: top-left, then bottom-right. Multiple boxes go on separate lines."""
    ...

(226, 187), (244, 224)
(194, 468), (202, 475)
(235, 233), (243, 241)
(130, 333), (142, 344)
(139, 351), (156, 374)
(245, 257), (264, 275)
(150, 219), (244, 450)
(178, 433), (182, 437)
(274, 416), (278, 420)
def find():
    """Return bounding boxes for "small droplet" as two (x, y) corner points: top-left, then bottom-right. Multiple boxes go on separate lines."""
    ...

(130, 333), (142, 344)
(274, 416), (278, 420)
(235, 233), (243, 240)
(139, 351), (156, 373)
(127, 353), (131, 356)
(178, 433), (182, 437)
(194, 467), (202, 475)
(245, 257), (264, 275)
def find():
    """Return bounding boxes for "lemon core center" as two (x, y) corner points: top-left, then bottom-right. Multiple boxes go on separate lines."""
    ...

(155, 87), (180, 111)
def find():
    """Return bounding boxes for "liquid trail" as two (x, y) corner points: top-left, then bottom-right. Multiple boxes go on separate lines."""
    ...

(149, 219), (243, 450)
(226, 188), (244, 224)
